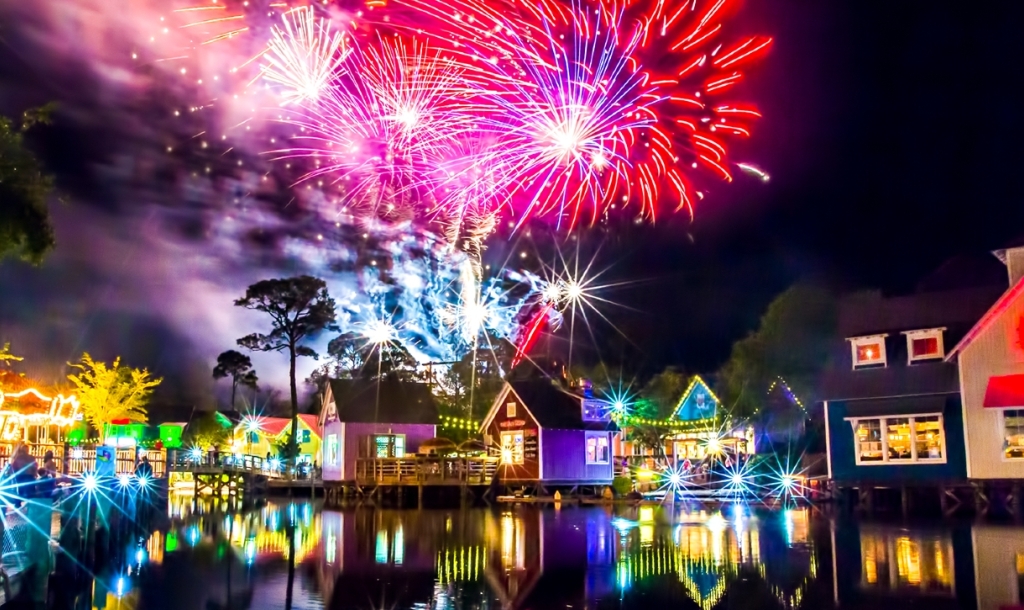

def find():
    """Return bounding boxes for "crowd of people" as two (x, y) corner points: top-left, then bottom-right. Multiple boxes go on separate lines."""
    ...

(1, 443), (155, 505)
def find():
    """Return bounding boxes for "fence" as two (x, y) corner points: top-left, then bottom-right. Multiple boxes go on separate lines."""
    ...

(355, 456), (499, 485)
(0, 443), (166, 478)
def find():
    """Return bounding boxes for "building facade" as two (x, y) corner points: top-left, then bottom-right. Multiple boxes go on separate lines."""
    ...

(947, 244), (1024, 479)
(233, 414), (322, 464)
(319, 378), (438, 482)
(822, 286), (1000, 485)
(481, 379), (615, 487)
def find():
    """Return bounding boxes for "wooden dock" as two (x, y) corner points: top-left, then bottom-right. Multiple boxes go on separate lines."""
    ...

(324, 456), (499, 507)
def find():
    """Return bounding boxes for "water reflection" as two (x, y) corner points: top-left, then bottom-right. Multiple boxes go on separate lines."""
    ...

(40, 495), (1024, 609)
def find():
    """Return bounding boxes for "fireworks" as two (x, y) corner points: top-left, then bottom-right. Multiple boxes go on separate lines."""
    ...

(190, 0), (771, 237)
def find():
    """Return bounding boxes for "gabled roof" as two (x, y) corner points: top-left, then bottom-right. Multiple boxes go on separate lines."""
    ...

(672, 375), (719, 421)
(327, 378), (438, 424)
(482, 379), (616, 431)
(250, 414), (322, 438)
(947, 275), (1024, 360)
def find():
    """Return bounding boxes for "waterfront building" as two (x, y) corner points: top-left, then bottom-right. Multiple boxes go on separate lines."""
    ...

(946, 243), (1024, 479)
(318, 377), (438, 482)
(232, 413), (322, 465)
(614, 375), (754, 467)
(821, 281), (1000, 488)
(480, 378), (616, 488)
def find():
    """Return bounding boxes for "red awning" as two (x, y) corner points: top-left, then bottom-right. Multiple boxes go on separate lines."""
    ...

(983, 374), (1024, 408)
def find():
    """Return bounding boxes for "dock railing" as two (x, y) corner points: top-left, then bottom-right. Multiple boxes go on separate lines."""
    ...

(355, 456), (499, 486)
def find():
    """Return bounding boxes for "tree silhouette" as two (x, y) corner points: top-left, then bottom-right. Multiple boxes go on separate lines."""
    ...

(0, 105), (57, 264)
(235, 276), (337, 467)
(212, 350), (259, 408)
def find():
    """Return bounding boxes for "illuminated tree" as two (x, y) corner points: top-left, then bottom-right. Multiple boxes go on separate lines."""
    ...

(212, 349), (259, 408)
(235, 276), (337, 466)
(0, 343), (22, 367)
(183, 411), (231, 450)
(0, 105), (57, 264)
(67, 353), (162, 439)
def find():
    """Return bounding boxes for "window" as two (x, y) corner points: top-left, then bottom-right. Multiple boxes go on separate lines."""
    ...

(326, 434), (339, 465)
(849, 415), (945, 464)
(373, 435), (406, 458)
(500, 431), (524, 464)
(249, 432), (259, 444)
(586, 434), (610, 464)
(1004, 409), (1024, 459)
(849, 335), (888, 368)
(855, 420), (883, 462)
(506, 402), (517, 418)
(582, 399), (611, 422)
(904, 328), (945, 363)
(301, 429), (311, 443)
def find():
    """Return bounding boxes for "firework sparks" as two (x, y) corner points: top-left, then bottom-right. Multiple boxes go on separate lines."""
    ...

(262, 7), (351, 105)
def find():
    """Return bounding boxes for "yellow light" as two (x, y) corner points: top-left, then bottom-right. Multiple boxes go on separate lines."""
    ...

(637, 468), (654, 481)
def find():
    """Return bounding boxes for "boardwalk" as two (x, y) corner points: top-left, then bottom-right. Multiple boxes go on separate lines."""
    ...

(354, 456), (499, 486)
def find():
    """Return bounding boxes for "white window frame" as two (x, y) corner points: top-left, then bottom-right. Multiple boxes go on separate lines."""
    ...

(903, 328), (946, 363)
(500, 431), (524, 465)
(848, 335), (888, 369)
(326, 433), (339, 465)
(845, 413), (947, 465)
(1001, 408), (1024, 462)
(585, 432), (610, 465)
(506, 402), (517, 418)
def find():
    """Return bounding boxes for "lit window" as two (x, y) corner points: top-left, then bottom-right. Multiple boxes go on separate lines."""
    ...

(849, 335), (888, 368)
(326, 434), (339, 465)
(500, 431), (524, 464)
(855, 420), (883, 462)
(904, 328), (945, 363)
(372, 435), (405, 458)
(586, 434), (610, 464)
(1004, 409), (1024, 460)
(582, 399), (611, 422)
(506, 402), (517, 418)
(849, 415), (945, 464)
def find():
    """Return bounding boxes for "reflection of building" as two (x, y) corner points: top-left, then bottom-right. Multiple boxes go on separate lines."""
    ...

(319, 378), (438, 482)
(831, 523), (973, 609)
(973, 526), (1024, 610)
(480, 380), (616, 487)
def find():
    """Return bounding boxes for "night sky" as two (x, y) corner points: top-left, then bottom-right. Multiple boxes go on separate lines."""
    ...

(2, 0), (1024, 412)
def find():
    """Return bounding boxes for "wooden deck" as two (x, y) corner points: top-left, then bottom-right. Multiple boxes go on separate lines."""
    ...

(353, 456), (499, 486)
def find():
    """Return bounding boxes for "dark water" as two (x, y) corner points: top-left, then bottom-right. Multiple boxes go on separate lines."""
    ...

(13, 493), (1024, 609)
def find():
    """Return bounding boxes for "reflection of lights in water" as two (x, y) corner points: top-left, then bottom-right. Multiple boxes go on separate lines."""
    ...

(326, 532), (336, 564)
(639, 524), (654, 546)
(394, 525), (404, 565)
(638, 506), (654, 523)
(376, 530), (389, 564)
(611, 518), (637, 533)
(499, 513), (525, 569)
(245, 538), (256, 565)
(116, 576), (126, 598)
(783, 509), (794, 545)
(135, 548), (145, 565)
(188, 526), (200, 546)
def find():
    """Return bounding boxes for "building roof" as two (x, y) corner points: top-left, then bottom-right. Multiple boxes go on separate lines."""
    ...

(252, 414), (322, 437)
(947, 275), (1024, 360)
(504, 380), (616, 431)
(327, 378), (438, 424)
(822, 285), (1002, 401)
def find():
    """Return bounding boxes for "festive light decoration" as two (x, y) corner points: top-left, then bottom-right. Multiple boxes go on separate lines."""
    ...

(766, 377), (805, 410)
(439, 415), (481, 432)
(0, 387), (81, 441)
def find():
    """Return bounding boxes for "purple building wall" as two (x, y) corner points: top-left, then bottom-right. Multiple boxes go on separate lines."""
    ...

(339, 422), (436, 481)
(540, 429), (614, 484)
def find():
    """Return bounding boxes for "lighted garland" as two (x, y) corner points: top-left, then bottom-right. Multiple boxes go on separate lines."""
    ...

(439, 415), (481, 431)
